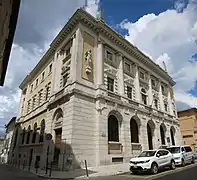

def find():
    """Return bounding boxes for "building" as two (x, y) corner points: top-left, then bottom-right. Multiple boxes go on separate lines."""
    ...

(0, 0), (21, 86)
(0, 136), (5, 163)
(12, 8), (182, 170)
(1, 117), (16, 164)
(178, 108), (197, 151)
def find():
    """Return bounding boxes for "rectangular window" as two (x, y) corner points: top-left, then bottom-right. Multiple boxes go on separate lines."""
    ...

(27, 100), (31, 113)
(42, 72), (45, 81)
(142, 94), (147, 105)
(140, 72), (145, 79)
(154, 99), (158, 109)
(38, 90), (42, 105)
(32, 96), (36, 110)
(164, 103), (168, 112)
(66, 47), (71, 56)
(125, 62), (131, 72)
(107, 77), (114, 92)
(127, 86), (132, 99)
(30, 84), (33, 92)
(49, 64), (52, 73)
(36, 79), (38, 87)
(63, 74), (68, 87)
(151, 79), (156, 87)
(161, 85), (165, 94)
(106, 51), (113, 61)
(45, 86), (50, 101)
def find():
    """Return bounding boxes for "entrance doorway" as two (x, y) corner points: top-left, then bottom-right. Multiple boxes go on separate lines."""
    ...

(53, 128), (62, 164)
(147, 123), (153, 150)
(29, 148), (33, 167)
(160, 125), (166, 145)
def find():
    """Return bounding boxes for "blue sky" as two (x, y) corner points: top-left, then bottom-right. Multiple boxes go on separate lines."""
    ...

(103, 0), (175, 25)
(0, 0), (197, 134)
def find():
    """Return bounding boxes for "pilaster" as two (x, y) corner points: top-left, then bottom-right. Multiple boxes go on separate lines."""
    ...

(96, 39), (104, 87)
(158, 81), (164, 112)
(167, 86), (173, 116)
(148, 73), (153, 107)
(117, 53), (124, 96)
(134, 64), (140, 102)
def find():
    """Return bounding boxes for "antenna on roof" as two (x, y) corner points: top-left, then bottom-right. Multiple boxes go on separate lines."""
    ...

(97, 1), (104, 22)
(162, 61), (167, 72)
(82, 0), (88, 10)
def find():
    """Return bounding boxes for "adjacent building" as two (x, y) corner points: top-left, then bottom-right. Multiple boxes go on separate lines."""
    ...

(0, 136), (5, 163)
(1, 117), (16, 164)
(178, 108), (197, 151)
(11, 9), (182, 171)
(0, 0), (21, 86)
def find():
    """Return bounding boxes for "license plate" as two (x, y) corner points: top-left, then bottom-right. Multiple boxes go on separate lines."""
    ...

(133, 165), (138, 168)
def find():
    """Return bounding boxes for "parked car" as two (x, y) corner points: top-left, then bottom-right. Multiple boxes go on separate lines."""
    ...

(166, 145), (195, 166)
(129, 149), (175, 174)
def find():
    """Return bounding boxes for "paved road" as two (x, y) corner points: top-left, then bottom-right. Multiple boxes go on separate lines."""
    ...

(0, 164), (43, 180)
(90, 164), (197, 180)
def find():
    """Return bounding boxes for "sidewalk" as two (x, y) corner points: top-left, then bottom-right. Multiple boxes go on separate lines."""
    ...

(16, 163), (129, 179)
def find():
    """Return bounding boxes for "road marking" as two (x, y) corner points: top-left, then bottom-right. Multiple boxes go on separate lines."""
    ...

(120, 163), (197, 179)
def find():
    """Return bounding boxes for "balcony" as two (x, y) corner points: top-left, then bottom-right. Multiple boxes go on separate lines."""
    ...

(107, 91), (121, 100)
(108, 142), (123, 154)
(128, 99), (139, 107)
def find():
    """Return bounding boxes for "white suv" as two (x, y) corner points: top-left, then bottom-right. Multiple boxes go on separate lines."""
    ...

(129, 149), (175, 174)
(166, 146), (195, 166)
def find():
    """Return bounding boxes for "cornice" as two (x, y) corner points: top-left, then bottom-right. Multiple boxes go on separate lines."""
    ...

(19, 48), (55, 89)
(19, 8), (175, 90)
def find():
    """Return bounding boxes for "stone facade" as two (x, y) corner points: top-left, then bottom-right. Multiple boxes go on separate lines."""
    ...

(11, 9), (182, 171)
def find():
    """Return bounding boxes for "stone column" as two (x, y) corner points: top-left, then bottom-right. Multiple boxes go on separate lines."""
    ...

(148, 74), (153, 106)
(158, 81), (164, 111)
(117, 53), (124, 96)
(70, 29), (80, 83)
(134, 64), (141, 102)
(96, 39), (104, 87)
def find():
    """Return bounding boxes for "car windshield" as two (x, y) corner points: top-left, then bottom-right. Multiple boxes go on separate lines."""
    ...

(138, 151), (156, 157)
(167, 147), (180, 154)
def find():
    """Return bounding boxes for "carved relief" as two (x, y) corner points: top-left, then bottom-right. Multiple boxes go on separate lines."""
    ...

(85, 50), (92, 74)
(82, 32), (95, 82)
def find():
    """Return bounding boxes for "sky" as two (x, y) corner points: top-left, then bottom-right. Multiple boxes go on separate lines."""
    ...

(0, 0), (197, 135)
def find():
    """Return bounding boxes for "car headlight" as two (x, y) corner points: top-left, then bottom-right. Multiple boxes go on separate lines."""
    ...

(142, 160), (150, 163)
(174, 157), (180, 160)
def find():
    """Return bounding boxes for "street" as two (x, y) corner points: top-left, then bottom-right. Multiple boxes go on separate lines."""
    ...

(0, 164), (43, 180)
(0, 163), (197, 180)
(90, 164), (197, 180)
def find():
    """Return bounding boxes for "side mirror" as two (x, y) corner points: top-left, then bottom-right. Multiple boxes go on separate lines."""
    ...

(156, 154), (160, 158)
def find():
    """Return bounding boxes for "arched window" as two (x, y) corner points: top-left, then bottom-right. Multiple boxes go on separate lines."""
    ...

(26, 125), (31, 144)
(32, 123), (37, 143)
(141, 88), (147, 105)
(160, 125), (165, 145)
(39, 120), (45, 143)
(170, 127), (175, 145)
(21, 128), (26, 144)
(108, 115), (119, 142)
(130, 118), (139, 143)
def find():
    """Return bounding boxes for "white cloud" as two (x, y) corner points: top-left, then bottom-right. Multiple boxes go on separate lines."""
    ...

(85, 0), (100, 17)
(120, 1), (197, 108)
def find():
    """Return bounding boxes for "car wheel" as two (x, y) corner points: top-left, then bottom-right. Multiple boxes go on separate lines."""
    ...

(191, 157), (195, 164)
(151, 163), (158, 174)
(181, 159), (185, 167)
(170, 160), (176, 170)
(132, 171), (139, 175)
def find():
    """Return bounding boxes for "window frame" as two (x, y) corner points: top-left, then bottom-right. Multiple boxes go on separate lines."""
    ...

(107, 77), (114, 92)
(127, 86), (132, 99)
